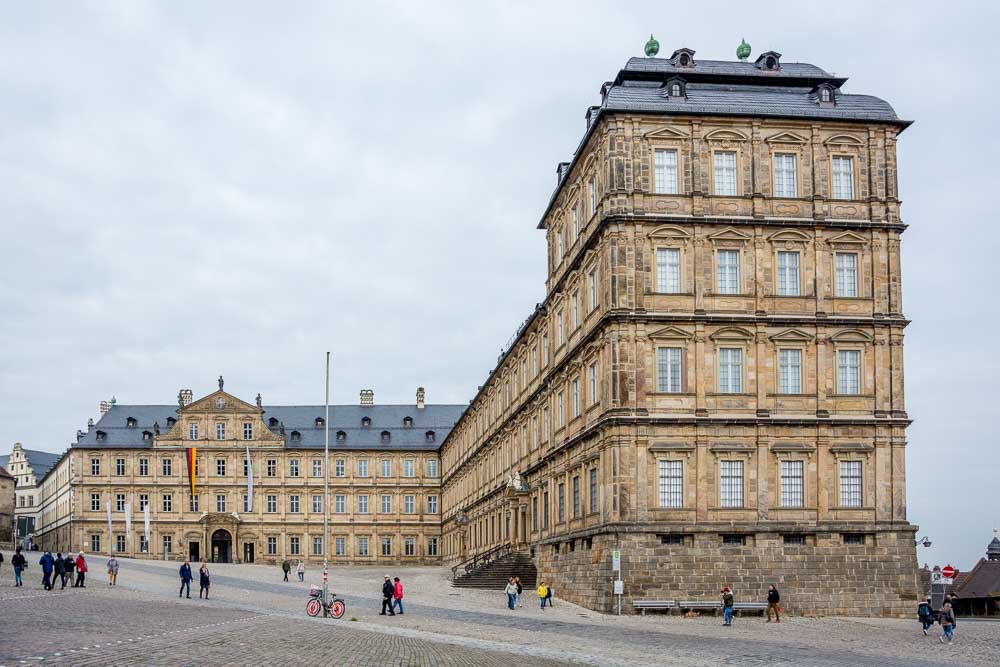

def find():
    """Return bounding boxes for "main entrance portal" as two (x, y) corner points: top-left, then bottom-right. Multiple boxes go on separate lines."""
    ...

(211, 529), (232, 563)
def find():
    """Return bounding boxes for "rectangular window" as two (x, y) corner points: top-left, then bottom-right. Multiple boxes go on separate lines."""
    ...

(266, 495), (277, 513)
(773, 153), (797, 198)
(571, 378), (580, 418)
(542, 334), (549, 365)
(843, 533), (866, 545)
(722, 534), (746, 546)
(313, 536), (323, 556)
(427, 537), (438, 556)
(243, 458), (249, 477)
(162, 458), (172, 476)
(556, 228), (563, 263)
(335, 459), (345, 477)
(289, 459), (299, 477)
(139, 494), (148, 511)
(588, 177), (596, 215)
(162, 494), (172, 512)
(835, 252), (858, 297)
(427, 459), (438, 477)
(358, 460), (369, 478)
(162, 535), (173, 554)
(114, 534), (125, 553)
(139, 535), (148, 553)
(215, 422), (225, 440)
(380, 460), (392, 477)
(267, 537), (277, 555)
(557, 392), (565, 428)
(658, 460), (683, 508)
(589, 362), (598, 405)
(190, 495), (201, 512)
(381, 537), (392, 557)
(571, 205), (578, 239)
(543, 490), (550, 529)
(716, 249), (740, 294)
(542, 407), (550, 441)
(404, 495), (415, 514)
(557, 483), (565, 523)
(115, 458), (125, 476)
(656, 248), (681, 293)
(837, 350), (861, 394)
(589, 468), (598, 513)
(139, 458), (148, 476)
(427, 495), (438, 513)
(289, 495), (300, 513)
(720, 460), (744, 508)
(661, 535), (684, 545)
(312, 495), (322, 513)
(91, 458), (100, 475)
(840, 461), (863, 507)
(657, 347), (683, 393)
(572, 476), (580, 518)
(91, 535), (102, 553)
(381, 495), (392, 513)
(588, 270), (598, 311)
(216, 459), (226, 477)
(335, 495), (345, 513)
(243, 494), (250, 512)
(403, 459), (415, 478)
(780, 460), (804, 508)
(713, 151), (737, 195)
(116, 493), (126, 512)
(312, 459), (322, 477)
(557, 310), (564, 346)
(91, 493), (100, 511)
(718, 348), (743, 393)
(266, 459), (277, 477)
(189, 423), (199, 440)
(404, 537), (416, 557)
(358, 495), (369, 513)
(832, 156), (854, 200)
(243, 422), (253, 440)
(654, 148), (679, 194)
(776, 251), (800, 296)
(783, 534), (807, 545)
(289, 536), (300, 556)
(335, 537), (346, 556)
(216, 494), (226, 512)
(779, 349), (802, 394)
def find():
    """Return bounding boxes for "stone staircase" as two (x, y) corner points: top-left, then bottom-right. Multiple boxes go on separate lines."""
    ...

(452, 549), (537, 590)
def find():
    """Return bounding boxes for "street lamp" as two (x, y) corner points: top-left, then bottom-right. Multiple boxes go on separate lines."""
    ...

(915, 536), (932, 548)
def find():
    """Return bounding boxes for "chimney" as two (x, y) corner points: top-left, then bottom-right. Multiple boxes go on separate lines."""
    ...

(416, 387), (426, 410)
(87, 417), (94, 428)
(99, 400), (111, 416)
(360, 389), (374, 406)
(179, 389), (193, 407)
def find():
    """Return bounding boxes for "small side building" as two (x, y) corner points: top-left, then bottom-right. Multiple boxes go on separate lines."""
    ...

(0, 465), (14, 545)
(951, 531), (1000, 616)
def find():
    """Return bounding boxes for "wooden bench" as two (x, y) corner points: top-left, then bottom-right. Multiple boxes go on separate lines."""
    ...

(632, 600), (676, 615)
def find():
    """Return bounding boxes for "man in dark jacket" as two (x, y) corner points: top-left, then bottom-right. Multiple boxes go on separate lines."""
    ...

(179, 559), (193, 598)
(39, 551), (55, 590)
(54, 552), (66, 589)
(65, 553), (76, 584)
(12, 548), (26, 587)
(766, 584), (781, 622)
(282, 559), (291, 582)
(380, 575), (396, 616)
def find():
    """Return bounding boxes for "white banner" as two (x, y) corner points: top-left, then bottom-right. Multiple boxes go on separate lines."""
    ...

(143, 503), (150, 551)
(124, 501), (132, 545)
(106, 499), (113, 553)
(246, 445), (253, 510)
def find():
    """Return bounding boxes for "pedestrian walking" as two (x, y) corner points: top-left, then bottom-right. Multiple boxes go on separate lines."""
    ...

(199, 563), (211, 599)
(504, 577), (517, 610)
(107, 556), (119, 586)
(537, 581), (549, 609)
(282, 559), (291, 582)
(64, 553), (75, 585)
(943, 595), (958, 638)
(179, 559), (193, 598)
(766, 584), (781, 622)
(54, 552), (67, 589)
(12, 547), (26, 587)
(515, 576), (523, 607)
(392, 576), (405, 614)
(380, 574), (396, 616)
(918, 598), (934, 635)
(939, 601), (956, 644)
(545, 583), (554, 607)
(74, 553), (88, 587)
(721, 587), (735, 626)
(297, 561), (305, 582)
(39, 550), (55, 590)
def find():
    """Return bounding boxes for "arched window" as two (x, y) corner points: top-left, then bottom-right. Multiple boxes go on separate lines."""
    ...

(126, 417), (137, 428)
(403, 416), (413, 428)
(821, 88), (831, 102)
(269, 417), (279, 428)
(315, 417), (325, 429)
(142, 431), (153, 441)
(336, 430), (346, 442)
(361, 416), (371, 428)
(380, 430), (391, 443)
(425, 430), (436, 443)
(166, 417), (176, 427)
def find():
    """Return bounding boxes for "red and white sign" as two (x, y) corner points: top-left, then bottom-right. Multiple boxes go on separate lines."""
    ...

(942, 565), (956, 579)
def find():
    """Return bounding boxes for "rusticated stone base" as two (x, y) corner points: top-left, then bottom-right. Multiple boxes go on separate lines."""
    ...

(534, 527), (922, 617)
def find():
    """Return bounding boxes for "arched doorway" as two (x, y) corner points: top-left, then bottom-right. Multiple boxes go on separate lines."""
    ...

(211, 529), (232, 563)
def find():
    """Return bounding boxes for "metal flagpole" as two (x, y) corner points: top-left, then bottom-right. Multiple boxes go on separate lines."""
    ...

(323, 351), (330, 615)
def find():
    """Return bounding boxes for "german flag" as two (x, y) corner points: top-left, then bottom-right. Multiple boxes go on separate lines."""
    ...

(186, 447), (197, 497)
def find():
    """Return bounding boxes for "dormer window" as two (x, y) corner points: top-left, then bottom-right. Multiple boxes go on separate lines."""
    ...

(425, 430), (436, 443)
(126, 417), (137, 428)
(755, 51), (782, 72)
(336, 430), (346, 442)
(403, 416), (413, 428)
(142, 430), (153, 441)
(269, 417), (278, 427)
(96, 430), (107, 442)
(816, 84), (837, 108)
(361, 416), (371, 428)
(215, 397), (225, 409)
(664, 77), (686, 100)
(669, 48), (696, 68)
(381, 430), (391, 443)
(166, 417), (176, 427)
(315, 417), (325, 429)
(291, 430), (301, 442)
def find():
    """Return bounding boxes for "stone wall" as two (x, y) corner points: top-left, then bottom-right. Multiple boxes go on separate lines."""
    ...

(536, 528), (922, 617)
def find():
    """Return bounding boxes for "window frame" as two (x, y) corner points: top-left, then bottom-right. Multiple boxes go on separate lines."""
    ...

(653, 147), (679, 195)
(831, 155), (855, 200)
(712, 150), (738, 196)
(773, 152), (798, 198)
(658, 459), (684, 508)
(779, 459), (805, 508)
(717, 347), (744, 394)
(655, 247), (682, 294)
(715, 249), (741, 294)
(719, 460), (744, 508)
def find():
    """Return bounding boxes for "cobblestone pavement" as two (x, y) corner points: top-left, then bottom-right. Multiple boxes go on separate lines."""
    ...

(1, 553), (997, 666)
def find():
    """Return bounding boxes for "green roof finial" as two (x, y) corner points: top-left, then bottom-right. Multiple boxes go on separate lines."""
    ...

(737, 38), (751, 62)
(644, 34), (660, 58)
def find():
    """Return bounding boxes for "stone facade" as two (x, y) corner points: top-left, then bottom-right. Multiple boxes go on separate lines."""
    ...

(0, 466), (14, 545)
(1, 442), (61, 544)
(440, 50), (920, 616)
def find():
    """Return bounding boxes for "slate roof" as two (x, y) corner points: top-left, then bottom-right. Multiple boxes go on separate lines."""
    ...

(0, 448), (63, 480)
(77, 403), (466, 451)
(0, 465), (13, 480)
(623, 56), (834, 79)
(954, 560), (1000, 599)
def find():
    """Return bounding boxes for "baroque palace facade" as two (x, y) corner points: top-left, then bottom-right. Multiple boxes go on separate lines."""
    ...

(35, 385), (462, 565)
(438, 44), (920, 615)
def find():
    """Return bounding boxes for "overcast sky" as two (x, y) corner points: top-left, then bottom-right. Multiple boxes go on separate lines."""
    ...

(1, 1), (996, 570)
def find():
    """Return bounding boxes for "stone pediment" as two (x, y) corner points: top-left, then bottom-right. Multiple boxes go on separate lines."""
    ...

(709, 326), (754, 341)
(648, 225), (691, 240)
(644, 125), (689, 140)
(766, 229), (811, 243)
(765, 131), (808, 144)
(824, 134), (865, 147)
(648, 325), (693, 340)
(829, 329), (873, 343)
(704, 128), (749, 142)
(183, 390), (260, 415)
(826, 231), (868, 246)
(769, 328), (814, 343)
(707, 227), (752, 243)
